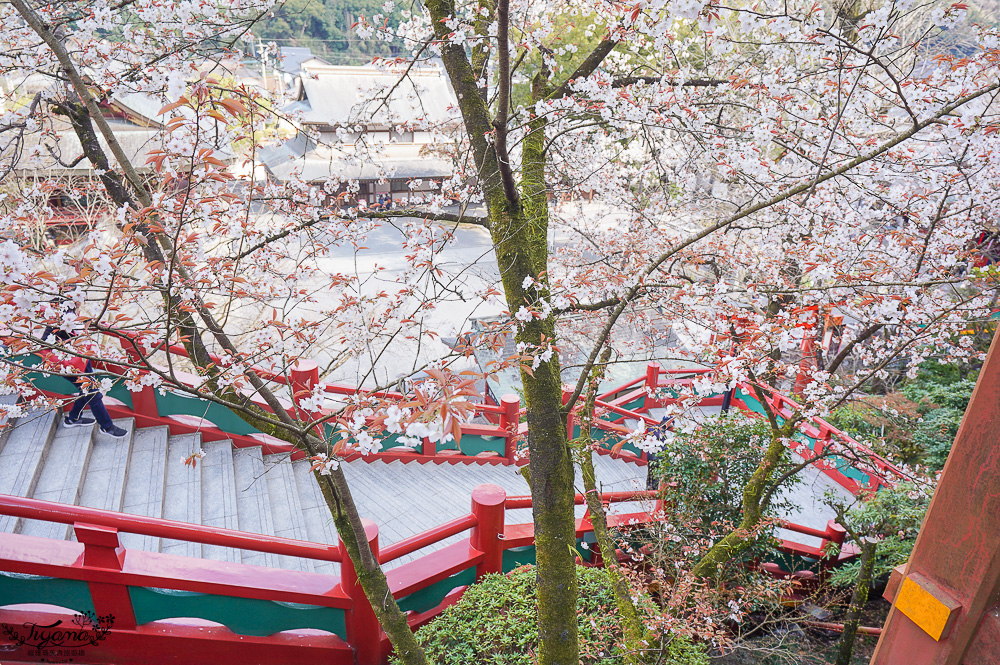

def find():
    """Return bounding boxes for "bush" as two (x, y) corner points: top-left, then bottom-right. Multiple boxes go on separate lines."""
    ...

(394, 565), (709, 665)
(827, 483), (930, 588)
(827, 363), (978, 470)
(651, 412), (799, 562)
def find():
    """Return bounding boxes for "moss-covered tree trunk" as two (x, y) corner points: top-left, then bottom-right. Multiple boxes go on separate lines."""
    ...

(835, 538), (877, 665)
(576, 350), (649, 664)
(418, 0), (584, 660)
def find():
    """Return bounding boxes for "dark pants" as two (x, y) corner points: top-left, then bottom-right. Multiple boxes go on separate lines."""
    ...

(67, 362), (114, 430)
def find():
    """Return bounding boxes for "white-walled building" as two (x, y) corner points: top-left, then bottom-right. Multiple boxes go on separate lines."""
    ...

(263, 62), (459, 206)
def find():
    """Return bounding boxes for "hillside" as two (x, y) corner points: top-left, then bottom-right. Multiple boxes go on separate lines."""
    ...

(256, 0), (399, 65)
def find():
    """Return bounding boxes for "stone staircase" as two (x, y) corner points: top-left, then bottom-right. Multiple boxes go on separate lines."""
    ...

(0, 406), (651, 575)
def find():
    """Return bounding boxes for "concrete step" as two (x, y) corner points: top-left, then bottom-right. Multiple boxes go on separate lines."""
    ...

(161, 433), (203, 559)
(19, 418), (97, 540)
(292, 460), (339, 576)
(262, 452), (314, 573)
(232, 445), (279, 568)
(0, 409), (59, 533)
(200, 440), (240, 563)
(78, 419), (135, 514)
(120, 425), (169, 553)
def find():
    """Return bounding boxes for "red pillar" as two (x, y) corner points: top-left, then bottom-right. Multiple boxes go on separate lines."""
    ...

(500, 394), (520, 460)
(871, 329), (1000, 664)
(793, 330), (815, 397)
(74, 523), (137, 629)
(470, 484), (506, 579)
(821, 519), (847, 571)
(339, 519), (382, 665)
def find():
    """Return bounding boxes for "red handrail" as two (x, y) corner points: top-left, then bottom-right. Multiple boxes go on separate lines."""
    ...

(0, 494), (341, 563)
(777, 519), (833, 541)
(506, 490), (659, 510)
(739, 381), (907, 482)
(379, 513), (478, 564)
(596, 375), (646, 402)
(593, 398), (662, 426)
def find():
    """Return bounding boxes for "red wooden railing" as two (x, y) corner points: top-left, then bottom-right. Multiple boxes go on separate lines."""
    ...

(0, 484), (660, 665)
(7, 339), (905, 664)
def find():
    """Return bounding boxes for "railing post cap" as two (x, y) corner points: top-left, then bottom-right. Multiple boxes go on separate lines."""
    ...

(292, 359), (320, 372)
(360, 518), (379, 543)
(74, 522), (121, 547)
(471, 483), (507, 507)
(500, 394), (520, 405)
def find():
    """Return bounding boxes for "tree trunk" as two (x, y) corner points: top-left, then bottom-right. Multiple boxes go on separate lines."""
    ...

(835, 539), (877, 665)
(420, 0), (583, 657)
(581, 448), (648, 663)
(322, 464), (430, 665)
(576, 349), (648, 663)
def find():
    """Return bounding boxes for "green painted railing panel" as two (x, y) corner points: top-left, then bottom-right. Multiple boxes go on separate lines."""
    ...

(105, 381), (134, 409)
(620, 396), (645, 412)
(502, 546), (536, 572)
(453, 434), (504, 457)
(500, 538), (594, 573)
(762, 551), (826, 575)
(396, 567), (476, 615)
(0, 572), (94, 614)
(378, 433), (407, 450)
(129, 587), (347, 638)
(791, 432), (872, 486)
(22, 355), (133, 409)
(578, 535), (595, 563)
(25, 371), (78, 398)
(22, 353), (79, 398)
(154, 390), (263, 436)
(734, 389), (768, 417)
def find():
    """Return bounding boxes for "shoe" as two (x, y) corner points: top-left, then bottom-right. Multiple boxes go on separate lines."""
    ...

(100, 424), (128, 438)
(64, 415), (96, 428)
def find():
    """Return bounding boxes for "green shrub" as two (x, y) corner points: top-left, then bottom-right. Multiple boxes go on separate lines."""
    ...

(826, 363), (978, 470)
(652, 412), (798, 561)
(661, 635), (711, 665)
(827, 483), (930, 587)
(393, 565), (708, 665)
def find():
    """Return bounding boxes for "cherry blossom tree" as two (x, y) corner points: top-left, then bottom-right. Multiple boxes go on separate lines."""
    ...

(2, 0), (1000, 662)
(354, 0), (1000, 656)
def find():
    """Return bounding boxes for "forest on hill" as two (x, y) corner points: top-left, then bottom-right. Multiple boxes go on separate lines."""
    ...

(255, 0), (400, 64)
(255, 0), (1000, 66)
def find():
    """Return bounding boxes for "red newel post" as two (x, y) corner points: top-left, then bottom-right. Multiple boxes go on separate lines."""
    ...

(562, 387), (575, 439)
(74, 522), (137, 629)
(644, 362), (660, 409)
(500, 394), (520, 460)
(118, 339), (159, 420)
(289, 359), (320, 421)
(821, 519), (847, 570)
(470, 484), (506, 580)
(339, 519), (382, 665)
